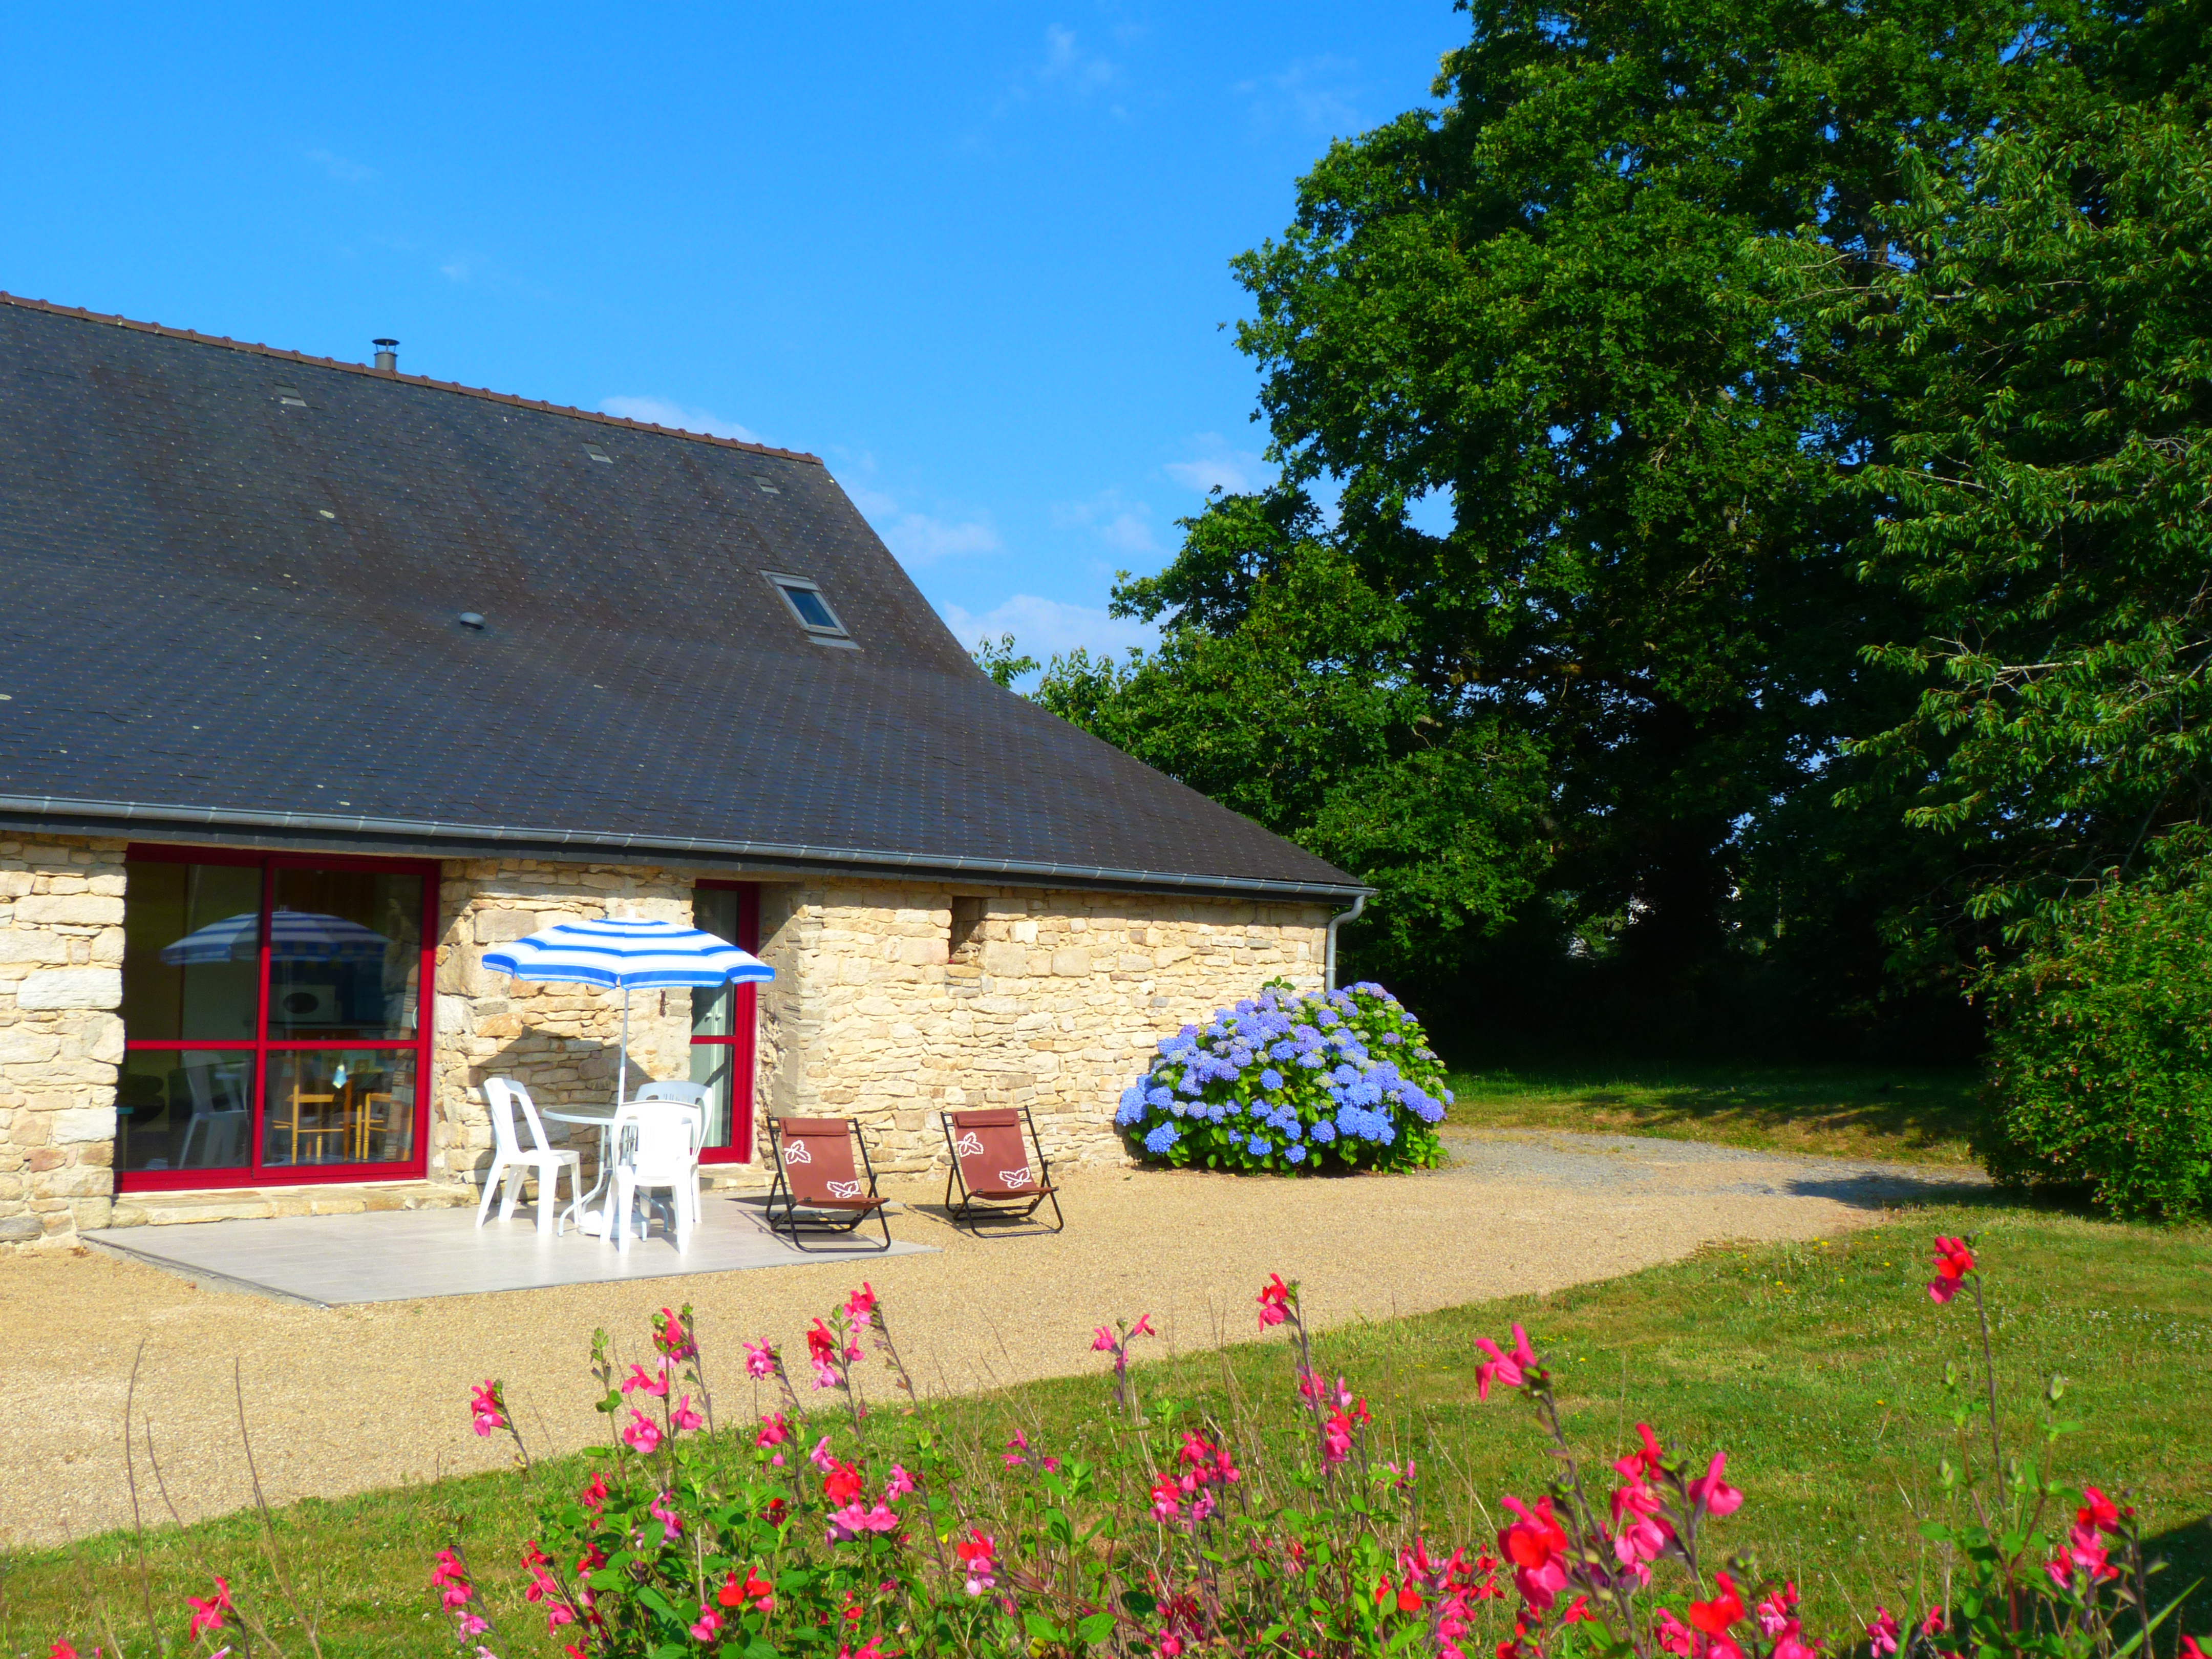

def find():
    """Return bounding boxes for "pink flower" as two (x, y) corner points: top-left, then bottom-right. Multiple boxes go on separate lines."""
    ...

(1092, 1326), (1116, 1351)
(812, 1360), (839, 1391)
(883, 1463), (916, 1500)
(809, 1436), (837, 1472)
(1919, 1608), (1947, 1640)
(1497, 1496), (1568, 1612)
(1257, 1273), (1294, 1328)
(718, 1565), (776, 1611)
(1474, 1325), (1537, 1400)
(1150, 1474), (1181, 1522)
(1687, 1451), (1743, 1518)
(954, 1527), (998, 1594)
(1613, 1421), (1665, 1481)
(621, 1360), (671, 1398)
(689, 1605), (725, 1642)
(50, 1644), (78, 1659)
(621, 1408), (663, 1454)
(1927, 1236), (1975, 1304)
(1755, 1583), (1799, 1639)
(755, 1412), (791, 1449)
(1867, 1607), (1901, 1657)
(1689, 1571), (1745, 1640)
(1003, 1430), (1030, 1469)
(845, 1282), (878, 1320)
(671, 1394), (705, 1432)
(1655, 1608), (1696, 1656)
(654, 1306), (698, 1360)
(185, 1576), (232, 1638)
(578, 1474), (609, 1514)
(1610, 1477), (1672, 1569)
(825, 1501), (901, 1542)
(806, 1318), (839, 1370)
(650, 1488), (683, 1541)
(468, 1380), (506, 1437)
(2177, 1639), (2204, 1659)
(743, 1340), (780, 1379)
(432, 1546), (474, 1611)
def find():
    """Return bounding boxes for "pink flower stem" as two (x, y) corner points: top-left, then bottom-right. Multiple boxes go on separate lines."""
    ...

(1970, 1270), (2003, 1480)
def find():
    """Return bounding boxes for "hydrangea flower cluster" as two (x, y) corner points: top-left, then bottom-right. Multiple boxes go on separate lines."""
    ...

(1115, 979), (1451, 1174)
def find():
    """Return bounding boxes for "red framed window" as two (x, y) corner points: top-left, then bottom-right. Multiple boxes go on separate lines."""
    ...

(115, 845), (437, 1192)
(689, 882), (760, 1164)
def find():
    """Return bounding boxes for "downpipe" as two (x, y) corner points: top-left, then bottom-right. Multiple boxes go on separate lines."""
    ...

(1325, 892), (1368, 991)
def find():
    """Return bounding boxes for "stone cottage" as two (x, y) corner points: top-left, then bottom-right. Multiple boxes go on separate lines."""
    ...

(0, 293), (1365, 1245)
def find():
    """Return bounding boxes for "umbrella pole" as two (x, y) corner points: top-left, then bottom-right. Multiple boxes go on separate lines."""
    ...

(618, 984), (630, 1108)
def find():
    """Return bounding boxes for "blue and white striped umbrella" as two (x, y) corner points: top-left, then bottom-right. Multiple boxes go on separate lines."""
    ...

(160, 908), (391, 966)
(483, 917), (773, 990)
(482, 916), (773, 1106)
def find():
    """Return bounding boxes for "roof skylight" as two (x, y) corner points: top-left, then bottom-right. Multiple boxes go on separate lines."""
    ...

(763, 571), (852, 646)
(584, 443), (613, 464)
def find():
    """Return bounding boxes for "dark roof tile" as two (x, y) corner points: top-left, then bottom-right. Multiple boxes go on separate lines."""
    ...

(0, 296), (1358, 899)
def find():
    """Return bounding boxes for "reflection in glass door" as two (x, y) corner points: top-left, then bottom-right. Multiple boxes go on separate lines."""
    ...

(689, 883), (760, 1163)
(117, 847), (435, 1191)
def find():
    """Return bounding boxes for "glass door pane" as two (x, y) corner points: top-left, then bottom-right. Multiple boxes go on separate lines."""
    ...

(118, 1049), (252, 1175)
(263, 1050), (419, 1170)
(267, 867), (424, 1040)
(121, 860), (264, 1041)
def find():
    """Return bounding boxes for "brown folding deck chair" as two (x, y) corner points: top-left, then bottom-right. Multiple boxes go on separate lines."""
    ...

(941, 1105), (1065, 1233)
(763, 1115), (892, 1252)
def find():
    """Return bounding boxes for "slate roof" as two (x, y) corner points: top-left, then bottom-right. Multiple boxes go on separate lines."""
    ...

(0, 294), (1361, 900)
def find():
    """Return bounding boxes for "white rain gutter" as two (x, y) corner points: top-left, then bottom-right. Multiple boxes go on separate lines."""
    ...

(1325, 891), (1367, 990)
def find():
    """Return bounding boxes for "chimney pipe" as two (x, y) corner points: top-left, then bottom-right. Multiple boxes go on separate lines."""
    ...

(372, 338), (399, 372)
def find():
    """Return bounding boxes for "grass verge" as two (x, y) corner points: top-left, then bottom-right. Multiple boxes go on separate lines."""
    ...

(3, 1204), (2205, 1653)
(1443, 1062), (1987, 1165)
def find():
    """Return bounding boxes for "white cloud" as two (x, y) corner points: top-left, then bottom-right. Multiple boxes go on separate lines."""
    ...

(938, 594), (1155, 668)
(439, 255), (477, 283)
(846, 484), (1002, 568)
(599, 396), (762, 444)
(1165, 434), (1269, 497)
(1053, 490), (1162, 558)
(305, 147), (376, 183)
(1037, 24), (1118, 93)
(1233, 55), (1366, 136)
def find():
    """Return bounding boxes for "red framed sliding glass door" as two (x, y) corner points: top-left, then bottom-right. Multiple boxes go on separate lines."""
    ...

(689, 882), (760, 1164)
(116, 845), (436, 1192)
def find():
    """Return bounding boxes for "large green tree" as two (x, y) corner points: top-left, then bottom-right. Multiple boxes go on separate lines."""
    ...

(1037, 0), (2209, 1051)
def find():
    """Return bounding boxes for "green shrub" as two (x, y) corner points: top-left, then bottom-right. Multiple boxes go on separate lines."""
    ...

(1981, 873), (2212, 1220)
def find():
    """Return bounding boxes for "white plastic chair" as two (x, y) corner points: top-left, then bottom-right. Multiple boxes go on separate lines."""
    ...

(477, 1078), (582, 1236)
(632, 1080), (711, 1111)
(611, 1099), (705, 1253)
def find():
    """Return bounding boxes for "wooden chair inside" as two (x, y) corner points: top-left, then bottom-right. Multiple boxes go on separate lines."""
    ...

(276, 1081), (353, 1165)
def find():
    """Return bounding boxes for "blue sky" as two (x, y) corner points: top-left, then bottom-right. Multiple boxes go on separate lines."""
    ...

(1, 4), (1463, 667)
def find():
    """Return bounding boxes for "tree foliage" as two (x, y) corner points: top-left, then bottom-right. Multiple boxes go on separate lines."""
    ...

(1029, 0), (2211, 1054)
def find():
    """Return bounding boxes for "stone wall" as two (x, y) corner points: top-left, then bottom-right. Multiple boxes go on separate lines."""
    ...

(0, 841), (1333, 1242)
(0, 835), (126, 1244)
(754, 878), (1331, 1174)
(431, 859), (703, 1190)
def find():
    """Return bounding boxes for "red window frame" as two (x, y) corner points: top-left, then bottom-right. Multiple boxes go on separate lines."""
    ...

(692, 881), (760, 1165)
(116, 843), (438, 1193)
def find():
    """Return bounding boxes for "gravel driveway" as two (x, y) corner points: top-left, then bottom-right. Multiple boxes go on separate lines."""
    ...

(0, 1130), (1986, 1549)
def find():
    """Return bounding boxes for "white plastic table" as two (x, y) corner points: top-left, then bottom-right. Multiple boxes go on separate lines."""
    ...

(539, 1102), (619, 1235)
(540, 1098), (691, 1238)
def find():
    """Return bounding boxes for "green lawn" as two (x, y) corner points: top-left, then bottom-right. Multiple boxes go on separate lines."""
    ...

(6, 1205), (2207, 1654)
(1444, 1061), (1987, 1165)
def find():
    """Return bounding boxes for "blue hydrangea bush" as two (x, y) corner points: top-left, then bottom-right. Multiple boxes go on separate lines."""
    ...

(1113, 979), (1452, 1173)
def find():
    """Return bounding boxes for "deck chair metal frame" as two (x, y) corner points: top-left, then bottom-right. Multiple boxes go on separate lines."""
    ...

(763, 1115), (892, 1252)
(940, 1103), (1065, 1233)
